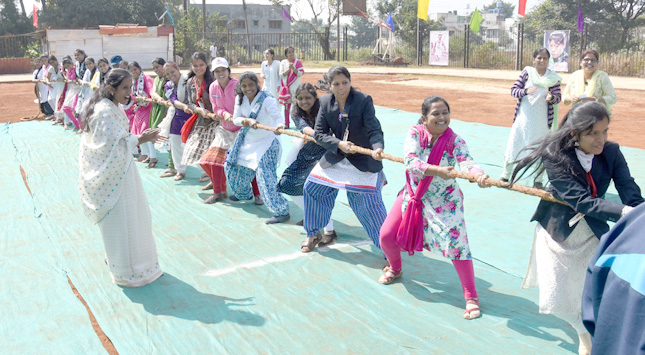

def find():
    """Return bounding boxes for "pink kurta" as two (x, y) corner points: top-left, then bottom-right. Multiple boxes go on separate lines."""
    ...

(131, 74), (154, 135)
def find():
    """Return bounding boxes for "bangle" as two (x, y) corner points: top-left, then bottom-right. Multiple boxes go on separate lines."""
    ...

(243, 118), (247, 125)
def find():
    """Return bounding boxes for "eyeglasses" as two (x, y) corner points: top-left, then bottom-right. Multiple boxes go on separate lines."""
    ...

(582, 58), (598, 63)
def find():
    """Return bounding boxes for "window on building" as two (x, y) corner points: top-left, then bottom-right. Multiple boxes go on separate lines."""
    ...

(253, 20), (259, 27)
(268, 20), (282, 29)
(232, 19), (245, 29)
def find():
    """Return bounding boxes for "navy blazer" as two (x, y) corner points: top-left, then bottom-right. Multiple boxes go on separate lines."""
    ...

(314, 89), (384, 173)
(532, 142), (643, 241)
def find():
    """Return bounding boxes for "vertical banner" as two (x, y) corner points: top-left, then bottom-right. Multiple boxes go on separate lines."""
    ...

(429, 31), (449, 66)
(544, 30), (570, 72)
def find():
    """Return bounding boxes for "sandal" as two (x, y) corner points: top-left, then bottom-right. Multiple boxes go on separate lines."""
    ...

(301, 233), (322, 253)
(378, 268), (402, 285)
(173, 173), (186, 181)
(463, 299), (481, 320)
(137, 155), (149, 162)
(201, 182), (213, 191)
(147, 159), (158, 169)
(320, 230), (338, 245)
(199, 173), (210, 182)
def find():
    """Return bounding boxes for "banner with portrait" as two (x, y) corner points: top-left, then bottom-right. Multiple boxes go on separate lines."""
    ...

(429, 31), (449, 66)
(544, 30), (570, 72)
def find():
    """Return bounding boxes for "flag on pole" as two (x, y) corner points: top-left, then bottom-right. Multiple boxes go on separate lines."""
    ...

(33, 5), (39, 28)
(577, 4), (584, 33)
(385, 12), (395, 32)
(417, 0), (430, 21)
(518, 0), (527, 17)
(282, 6), (293, 23)
(469, 8), (483, 34)
(165, 5), (176, 27)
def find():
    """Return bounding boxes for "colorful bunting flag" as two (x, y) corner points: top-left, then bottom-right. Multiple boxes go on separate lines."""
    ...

(470, 8), (483, 34)
(577, 4), (584, 33)
(33, 5), (38, 28)
(417, 0), (430, 21)
(518, 0), (527, 17)
(282, 6), (293, 23)
(385, 12), (395, 32)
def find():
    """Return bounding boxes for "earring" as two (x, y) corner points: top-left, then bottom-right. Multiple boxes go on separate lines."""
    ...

(574, 140), (580, 147)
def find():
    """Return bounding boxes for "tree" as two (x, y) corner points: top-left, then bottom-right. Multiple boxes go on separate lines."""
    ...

(40, 0), (166, 28)
(170, 6), (227, 59)
(523, 0), (645, 50)
(482, 1), (516, 19)
(271, 0), (339, 60)
(347, 13), (377, 48)
(375, 0), (444, 56)
(0, 0), (33, 35)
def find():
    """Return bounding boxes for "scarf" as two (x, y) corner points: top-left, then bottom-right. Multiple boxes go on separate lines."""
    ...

(75, 59), (86, 81)
(525, 66), (561, 88)
(224, 91), (269, 166)
(180, 76), (207, 143)
(281, 59), (303, 89)
(396, 125), (456, 255)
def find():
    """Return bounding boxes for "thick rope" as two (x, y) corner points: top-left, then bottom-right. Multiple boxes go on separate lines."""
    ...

(38, 78), (566, 205)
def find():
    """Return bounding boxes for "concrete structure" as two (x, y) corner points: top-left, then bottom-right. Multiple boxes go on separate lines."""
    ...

(190, 1), (291, 35)
(44, 26), (174, 69)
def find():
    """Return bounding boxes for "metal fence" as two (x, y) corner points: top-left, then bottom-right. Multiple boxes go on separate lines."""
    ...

(177, 25), (644, 77)
(0, 33), (40, 58)
(180, 31), (350, 64)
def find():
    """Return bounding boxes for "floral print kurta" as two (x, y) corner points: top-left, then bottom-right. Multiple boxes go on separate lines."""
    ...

(402, 126), (484, 260)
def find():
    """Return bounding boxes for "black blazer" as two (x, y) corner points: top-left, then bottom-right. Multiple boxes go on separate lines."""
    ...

(314, 89), (384, 173)
(532, 142), (643, 241)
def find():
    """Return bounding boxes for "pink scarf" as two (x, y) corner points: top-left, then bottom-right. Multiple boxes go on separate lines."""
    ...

(282, 59), (303, 89)
(396, 125), (455, 255)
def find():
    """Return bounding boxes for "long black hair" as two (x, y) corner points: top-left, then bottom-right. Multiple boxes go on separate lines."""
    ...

(186, 52), (214, 83)
(81, 69), (132, 132)
(235, 71), (260, 105)
(292, 83), (319, 127)
(509, 101), (610, 184)
(97, 58), (110, 83)
(85, 57), (97, 80)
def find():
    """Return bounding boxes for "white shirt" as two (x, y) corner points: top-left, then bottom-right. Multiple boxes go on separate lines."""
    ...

(210, 45), (217, 58)
(260, 60), (281, 98)
(232, 94), (282, 170)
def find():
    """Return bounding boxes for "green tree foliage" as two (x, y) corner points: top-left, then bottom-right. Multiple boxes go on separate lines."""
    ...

(523, 0), (644, 51)
(482, 1), (516, 19)
(347, 14), (377, 49)
(40, 0), (166, 28)
(375, 0), (444, 58)
(0, 0), (33, 35)
(170, 7), (227, 59)
(271, 0), (339, 60)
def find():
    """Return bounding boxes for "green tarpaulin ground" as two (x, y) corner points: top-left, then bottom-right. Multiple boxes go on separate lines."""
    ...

(2, 107), (643, 354)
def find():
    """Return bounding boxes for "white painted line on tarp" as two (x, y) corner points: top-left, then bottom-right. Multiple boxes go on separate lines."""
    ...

(203, 240), (371, 277)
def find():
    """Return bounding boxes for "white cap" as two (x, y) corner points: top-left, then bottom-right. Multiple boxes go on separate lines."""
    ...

(211, 57), (229, 70)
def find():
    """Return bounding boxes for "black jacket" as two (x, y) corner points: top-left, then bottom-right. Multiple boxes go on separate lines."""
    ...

(531, 142), (643, 241)
(314, 89), (384, 173)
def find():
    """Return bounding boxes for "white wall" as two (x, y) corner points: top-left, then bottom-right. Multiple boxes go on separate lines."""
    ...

(46, 28), (171, 69)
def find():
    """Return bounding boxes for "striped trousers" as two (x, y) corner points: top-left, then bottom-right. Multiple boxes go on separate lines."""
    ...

(303, 180), (387, 249)
(225, 139), (289, 217)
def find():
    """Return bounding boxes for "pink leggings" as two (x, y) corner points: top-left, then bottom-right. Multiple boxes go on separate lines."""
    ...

(379, 193), (478, 300)
(62, 106), (81, 129)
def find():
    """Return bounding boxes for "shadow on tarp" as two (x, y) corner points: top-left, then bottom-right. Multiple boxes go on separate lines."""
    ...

(122, 273), (265, 326)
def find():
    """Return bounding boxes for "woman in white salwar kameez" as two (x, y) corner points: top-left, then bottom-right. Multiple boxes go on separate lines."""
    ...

(509, 102), (643, 355)
(501, 48), (561, 187)
(78, 69), (166, 287)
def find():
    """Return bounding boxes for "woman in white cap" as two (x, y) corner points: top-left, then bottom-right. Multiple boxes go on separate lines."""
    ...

(200, 58), (262, 204)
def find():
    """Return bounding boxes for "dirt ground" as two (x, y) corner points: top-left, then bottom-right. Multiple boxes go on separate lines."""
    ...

(2, 73), (643, 148)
